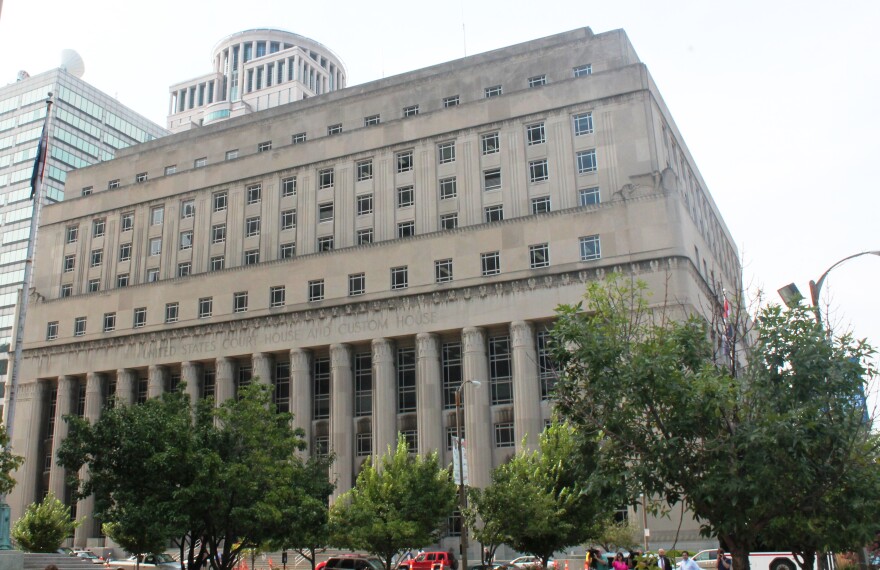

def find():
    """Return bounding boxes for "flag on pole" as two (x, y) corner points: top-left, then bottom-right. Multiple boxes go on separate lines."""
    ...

(29, 112), (50, 199)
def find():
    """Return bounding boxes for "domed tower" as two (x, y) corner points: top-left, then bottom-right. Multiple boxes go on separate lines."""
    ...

(168, 29), (346, 133)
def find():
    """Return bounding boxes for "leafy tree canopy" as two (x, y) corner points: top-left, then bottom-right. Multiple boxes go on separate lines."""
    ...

(12, 492), (79, 552)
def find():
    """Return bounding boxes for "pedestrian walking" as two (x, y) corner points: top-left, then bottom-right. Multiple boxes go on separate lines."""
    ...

(657, 549), (674, 570)
(717, 549), (731, 570)
(679, 552), (700, 570)
(612, 554), (628, 570)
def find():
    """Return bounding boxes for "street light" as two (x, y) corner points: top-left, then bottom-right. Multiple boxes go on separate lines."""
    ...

(455, 379), (481, 570)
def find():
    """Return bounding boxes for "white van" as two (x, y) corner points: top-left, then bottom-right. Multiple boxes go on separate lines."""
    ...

(690, 549), (812, 570)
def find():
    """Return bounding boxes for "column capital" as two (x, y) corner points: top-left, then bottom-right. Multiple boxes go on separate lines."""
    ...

(371, 338), (394, 361)
(462, 327), (486, 351)
(289, 348), (312, 370)
(416, 332), (439, 356)
(330, 344), (352, 367)
(510, 320), (535, 346)
(85, 372), (103, 394)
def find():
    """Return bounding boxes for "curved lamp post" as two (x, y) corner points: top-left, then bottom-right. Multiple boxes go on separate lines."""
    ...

(455, 379), (481, 570)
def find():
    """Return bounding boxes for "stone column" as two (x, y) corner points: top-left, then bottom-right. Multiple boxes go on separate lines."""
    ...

(511, 321), (543, 452)
(115, 369), (135, 406)
(416, 333), (443, 455)
(330, 344), (353, 500)
(8, 381), (49, 521)
(252, 352), (273, 387)
(462, 327), (492, 490)
(181, 361), (201, 405)
(289, 349), (312, 457)
(372, 338), (396, 461)
(214, 357), (235, 405)
(49, 376), (77, 500)
(148, 365), (168, 399)
(74, 372), (104, 546)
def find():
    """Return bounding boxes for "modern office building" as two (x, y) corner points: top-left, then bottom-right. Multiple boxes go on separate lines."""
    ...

(167, 29), (347, 133)
(0, 60), (168, 418)
(8, 27), (739, 552)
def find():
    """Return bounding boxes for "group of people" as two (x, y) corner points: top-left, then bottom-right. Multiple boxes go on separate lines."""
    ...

(587, 547), (732, 570)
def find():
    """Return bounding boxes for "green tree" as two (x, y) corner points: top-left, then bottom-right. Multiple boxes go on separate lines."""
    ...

(12, 492), (79, 552)
(0, 423), (23, 496)
(584, 517), (639, 553)
(330, 434), (457, 570)
(550, 277), (878, 570)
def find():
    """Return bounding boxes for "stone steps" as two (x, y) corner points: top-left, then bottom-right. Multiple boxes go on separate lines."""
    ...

(23, 553), (99, 570)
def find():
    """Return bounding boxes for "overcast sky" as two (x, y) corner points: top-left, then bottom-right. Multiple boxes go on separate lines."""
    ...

(1, 0), (878, 403)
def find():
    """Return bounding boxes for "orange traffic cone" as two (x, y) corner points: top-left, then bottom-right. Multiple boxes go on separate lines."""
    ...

(565, 561), (570, 570)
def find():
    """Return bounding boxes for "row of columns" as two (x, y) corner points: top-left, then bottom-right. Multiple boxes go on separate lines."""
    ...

(30, 321), (544, 544)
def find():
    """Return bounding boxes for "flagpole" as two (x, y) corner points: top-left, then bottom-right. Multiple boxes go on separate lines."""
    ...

(0, 93), (53, 549)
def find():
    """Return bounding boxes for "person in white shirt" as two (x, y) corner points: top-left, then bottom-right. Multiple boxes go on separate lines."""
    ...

(679, 551), (701, 570)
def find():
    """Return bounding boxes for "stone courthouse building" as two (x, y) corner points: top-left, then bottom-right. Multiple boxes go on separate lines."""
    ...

(8, 27), (739, 550)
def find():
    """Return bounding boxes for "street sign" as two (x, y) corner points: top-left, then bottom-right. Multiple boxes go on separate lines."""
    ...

(452, 436), (469, 485)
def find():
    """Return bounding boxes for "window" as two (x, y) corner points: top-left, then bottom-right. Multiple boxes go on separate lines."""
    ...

(439, 213), (458, 230)
(198, 297), (213, 318)
(177, 262), (191, 277)
(484, 85), (502, 98)
(233, 292), (248, 313)
(93, 219), (105, 237)
(327, 124), (342, 135)
(90, 249), (103, 267)
(356, 229), (373, 245)
(537, 329), (556, 399)
(280, 242), (296, 258)
(357, 194), (373, 216)
(529, 159), (549, 182)
(281, 209), (296, 230)
(364, 114), (381, 126)
(103, 312), (116, 332)
(531, 196), (551, 214)
(66, 225), (78, 243)
(579, 235), (601, 261)
(225, 149), (239, 160)
(439, 177), (457, 200)
(181, 199), (195, 218)
(147, 268), (159, 282)
(396, 150), (413, 173)
(46, 321), (58, 341)
(483, 168), (501, 191)
(484, 205), (504, 223)
(212, 224), (226, 243)
(257, 141), (272, 152)
(313, 434), (330, 456)
(210, 256), (225, 271)
(60, 285), (72, 298)
(397, 221), (414, 238)
(489, 336), (513, 405)
(108, 179), (120, 189)
(313, 358), (330, 420)
(116, 273), (129, 287)
(121, 212), (133, 232)
(402, 430), (417, 452)
(438, 141), (455, 164)
(530, 243), (550, 268)
(270, 286), (285, 307)
(292, 132), (307, 144)
(245, 216), (261, 237)
(194, 157), (207, 168)
(573, 112), (594, 136)
(356, 160), (373, 181)
(317, 236), (334, 251)
(246, 184), (262, 204)
(573, 64), (592, 77)
(165, 165), (177, 175)
(481, 251), (500, 276)
(349, 273), (365, 296)
(74, 317), (86, 337)
(443, 95), (460, 107)
(391, 266), (408, 290)
(213, 191), (227, 212)
(81, 187), (92, 197)
(179, 230), (193, 250)
(526, 122), (545, 145)
(63, 254), (75, 273)
(135, 172), (148, 183)
(308, 279), (324, 301)
(318, 203), (334, 222)
(356, 432), (372, 456)
(397, 347), (416, 412)
(133, 307), (146, 328)
(151, 206), (164, 225)
(353, 352), (372, 417)
(528, 75), (547, 88)
(165, 303), (179, 323)
(87, 279), (100, 293)
(244, 250), (260, 265)
(579, 187), (600, 206)
(495, 422), (515, 447)
(403, 105), (419, 117)
(397, 186), (414, 208)
(435, 259), (453, 283)
(281, 176), (296, 197)
(481, 132), (499, 155)
(318, 168), (334, 189)
(577, 149), (598, 174)
(149, 237), (162, 256)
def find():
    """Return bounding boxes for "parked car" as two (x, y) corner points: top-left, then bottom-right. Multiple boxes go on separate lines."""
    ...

(323, 555), (384, 570)
(398, 551), (456, 570)
(509, 557), (552, 569)
(469, 564), (506, 570)
(106, 554), (183, 570)
(58, 547), (74, 556)
(75, 551), (104, 564)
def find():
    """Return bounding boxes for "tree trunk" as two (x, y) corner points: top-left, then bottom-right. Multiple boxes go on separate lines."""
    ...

(726, 540), (751, 570)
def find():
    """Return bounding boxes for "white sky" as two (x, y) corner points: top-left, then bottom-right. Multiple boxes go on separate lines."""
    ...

(1, 0), (878, 404)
